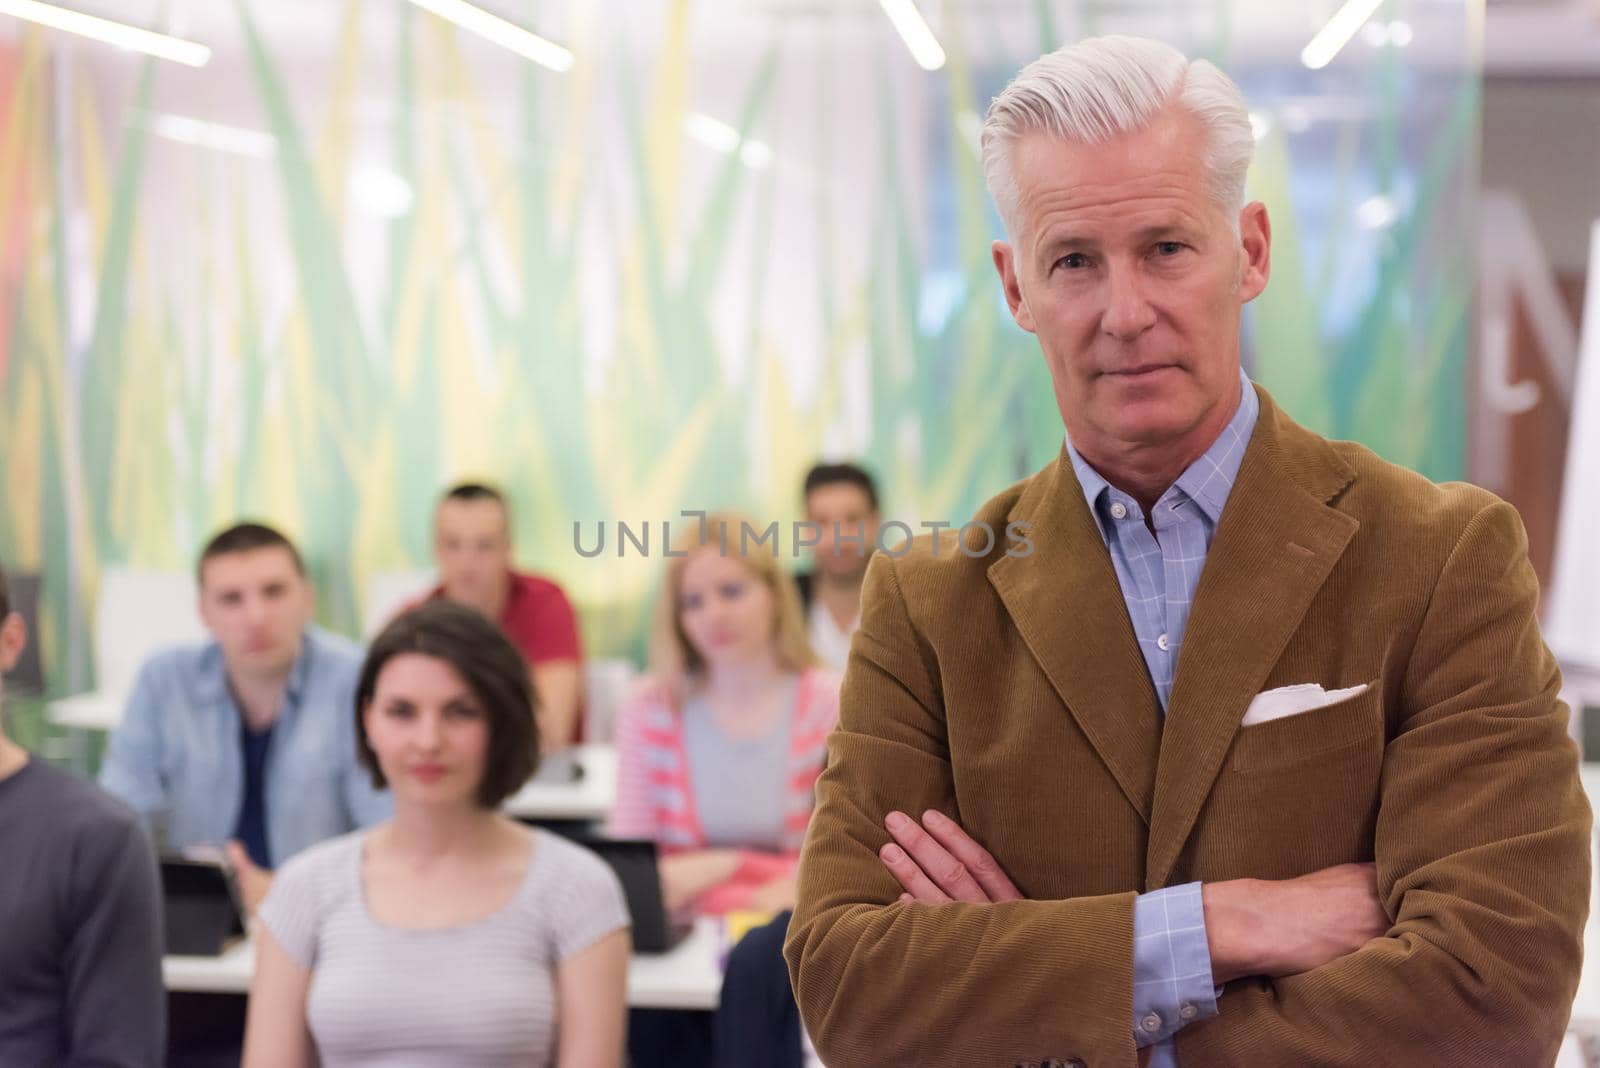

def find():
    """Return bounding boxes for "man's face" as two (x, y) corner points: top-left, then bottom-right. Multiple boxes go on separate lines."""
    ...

(198, 548), (313, 677)
(434, 499), (513, 608)
(806, 483), (880, 579)
(991, 105), (1270, 462)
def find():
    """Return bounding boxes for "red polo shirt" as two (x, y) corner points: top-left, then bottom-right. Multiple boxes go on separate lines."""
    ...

(427, 571), (583, 666)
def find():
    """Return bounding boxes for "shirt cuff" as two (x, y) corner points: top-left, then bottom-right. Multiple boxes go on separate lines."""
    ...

(1131, 882), (1220, 1047)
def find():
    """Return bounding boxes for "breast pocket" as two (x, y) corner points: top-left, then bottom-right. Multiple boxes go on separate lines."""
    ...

(1229, 682), (1383, 774)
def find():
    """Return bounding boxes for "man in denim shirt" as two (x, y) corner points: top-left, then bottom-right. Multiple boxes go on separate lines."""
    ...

(100, 523), (390, 911)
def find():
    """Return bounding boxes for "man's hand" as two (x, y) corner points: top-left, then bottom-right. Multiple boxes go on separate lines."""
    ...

(224, 840), (275, 916)
(880, 812), (1389, 985)
(1202, 862), (1389, 984)
(880, 809), (1022, 903)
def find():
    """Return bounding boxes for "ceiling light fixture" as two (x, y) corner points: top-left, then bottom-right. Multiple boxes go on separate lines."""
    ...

(406, 0), (572, 72)
(0, 0), (211, 66)
(878, 0), (945, 72)
(1301, 0), (1386, 70)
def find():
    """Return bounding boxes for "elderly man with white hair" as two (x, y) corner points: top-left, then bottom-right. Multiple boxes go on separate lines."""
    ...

(785, 34), (1589, 1068)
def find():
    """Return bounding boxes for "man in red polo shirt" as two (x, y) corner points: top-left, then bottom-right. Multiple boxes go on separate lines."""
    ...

(429, 482), (584, 750)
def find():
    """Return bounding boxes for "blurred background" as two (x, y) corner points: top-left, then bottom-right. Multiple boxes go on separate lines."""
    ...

(0, 0), (1594, 706)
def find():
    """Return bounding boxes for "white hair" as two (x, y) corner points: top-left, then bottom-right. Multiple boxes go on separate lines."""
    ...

(981, 35), (1254, 239)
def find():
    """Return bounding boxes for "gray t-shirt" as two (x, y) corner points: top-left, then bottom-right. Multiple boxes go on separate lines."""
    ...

(260, 827), (630, 1067)
(0, 756), (165, 1067)
(681, 678), (796, 851)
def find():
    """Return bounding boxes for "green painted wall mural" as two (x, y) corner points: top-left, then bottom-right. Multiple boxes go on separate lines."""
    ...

(0, 1), (1478, 692)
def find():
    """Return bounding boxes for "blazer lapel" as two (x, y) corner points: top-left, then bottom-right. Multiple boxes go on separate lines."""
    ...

(989, 449), (1162, 825)
(1145, 390), (1359, 887)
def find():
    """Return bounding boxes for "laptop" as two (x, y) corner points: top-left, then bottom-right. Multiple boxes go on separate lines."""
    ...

(552, 833), (693, 954)
(160, 857), (247, 956)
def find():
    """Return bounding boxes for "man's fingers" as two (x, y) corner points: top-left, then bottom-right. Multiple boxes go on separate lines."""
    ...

(880, 842), (951, 903)
(920, 809), (1023, 902)
(884, 811), (990, 903)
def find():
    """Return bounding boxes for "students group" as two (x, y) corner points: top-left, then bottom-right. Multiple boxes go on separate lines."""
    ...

(0, 461), (882, 1068)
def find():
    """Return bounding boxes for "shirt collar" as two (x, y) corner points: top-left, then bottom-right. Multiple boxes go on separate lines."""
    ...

(1065, 368), (1259, 530)
(193, 629), (315, 708)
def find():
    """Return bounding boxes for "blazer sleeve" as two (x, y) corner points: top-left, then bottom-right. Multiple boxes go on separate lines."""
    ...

(1178, 498), (1591, 1067)
(784, 552), (1143, 1068)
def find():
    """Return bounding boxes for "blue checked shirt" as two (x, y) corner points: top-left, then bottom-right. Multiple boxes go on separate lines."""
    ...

(1065, 370), (1259, 1063)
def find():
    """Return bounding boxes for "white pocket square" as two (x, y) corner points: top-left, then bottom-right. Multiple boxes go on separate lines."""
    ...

(1240, 682), (1369, 727)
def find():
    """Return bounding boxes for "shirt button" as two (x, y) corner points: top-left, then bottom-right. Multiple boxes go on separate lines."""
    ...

(1179, 1003), (1198, 1020)
(1157, 633), (1170, 652)
(1141, 1012), (1162, 1034)
(1110, 501), (1128, 520)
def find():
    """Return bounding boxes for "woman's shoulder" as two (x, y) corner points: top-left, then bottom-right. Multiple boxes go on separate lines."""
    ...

(621, 672), (677, 709)
(521, 831), (628, 916)
(795, 668), (842, 721)
(615, 674), (684, 736)
(528, 829), (621, 885)
(518, 830), (631, 959)
(272, 829), (367, 900)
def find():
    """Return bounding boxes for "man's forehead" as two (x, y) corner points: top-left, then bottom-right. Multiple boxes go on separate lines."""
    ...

(201, 548), (301, 589)
(1012, 111), (1209, 212)
(437, 498), (508, 530)
(807, 482), (874, 513)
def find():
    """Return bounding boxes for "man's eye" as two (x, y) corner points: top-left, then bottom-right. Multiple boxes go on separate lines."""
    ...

(1057, 252), (1089, 270)
(1155, 241), (1185, 256)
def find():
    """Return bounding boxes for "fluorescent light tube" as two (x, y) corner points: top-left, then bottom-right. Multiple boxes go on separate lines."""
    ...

(878, 0), (945, 72)
(1301, 0), (1387, 70)
(0, 0), (210, 66)
(406, 0), (572, 72)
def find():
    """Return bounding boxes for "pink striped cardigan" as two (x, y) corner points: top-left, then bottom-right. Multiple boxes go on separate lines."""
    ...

(608, 669), (840, 913)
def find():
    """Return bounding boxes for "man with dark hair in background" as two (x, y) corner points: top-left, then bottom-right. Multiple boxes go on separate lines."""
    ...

(796, 463), (881, 673)
(101, 522), (390, 913)
(429, 482), (584, 750)
(0, 558), (166, 1066)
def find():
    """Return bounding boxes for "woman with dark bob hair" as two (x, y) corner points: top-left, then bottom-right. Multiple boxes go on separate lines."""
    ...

(243, 600), (630, 1068)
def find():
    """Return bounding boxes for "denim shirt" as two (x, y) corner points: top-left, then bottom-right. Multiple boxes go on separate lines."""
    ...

(99, 626), (392, 867)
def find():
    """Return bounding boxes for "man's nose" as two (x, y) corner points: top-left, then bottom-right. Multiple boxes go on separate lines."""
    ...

(1100, 266), (1157, 341)
(243, 596), (271, 626)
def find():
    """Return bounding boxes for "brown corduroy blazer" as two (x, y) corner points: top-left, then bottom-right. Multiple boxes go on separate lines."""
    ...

(784, 386), (1591, 1068)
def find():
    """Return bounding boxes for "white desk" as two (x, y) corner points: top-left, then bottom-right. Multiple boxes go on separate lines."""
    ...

(623, 918), (725, 1011)
(46, 690), (123, 732)
(503, 745), (617, 823)
(164, 916), (724, 1011)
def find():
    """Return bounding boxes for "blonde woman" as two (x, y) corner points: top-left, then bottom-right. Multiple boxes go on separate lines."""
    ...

(243, 601), (630, 1068)
(610, 513), (840, 916)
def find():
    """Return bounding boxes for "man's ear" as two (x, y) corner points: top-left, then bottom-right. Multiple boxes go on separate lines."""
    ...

(992, 240), (1037, 334)
(1236, 201), (1271, 303)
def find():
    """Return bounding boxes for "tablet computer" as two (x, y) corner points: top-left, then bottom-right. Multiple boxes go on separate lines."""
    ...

(160, 857), (247, 957)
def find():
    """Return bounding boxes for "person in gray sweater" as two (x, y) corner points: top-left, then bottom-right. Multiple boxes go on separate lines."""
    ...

(0, 560), (166, 1067)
